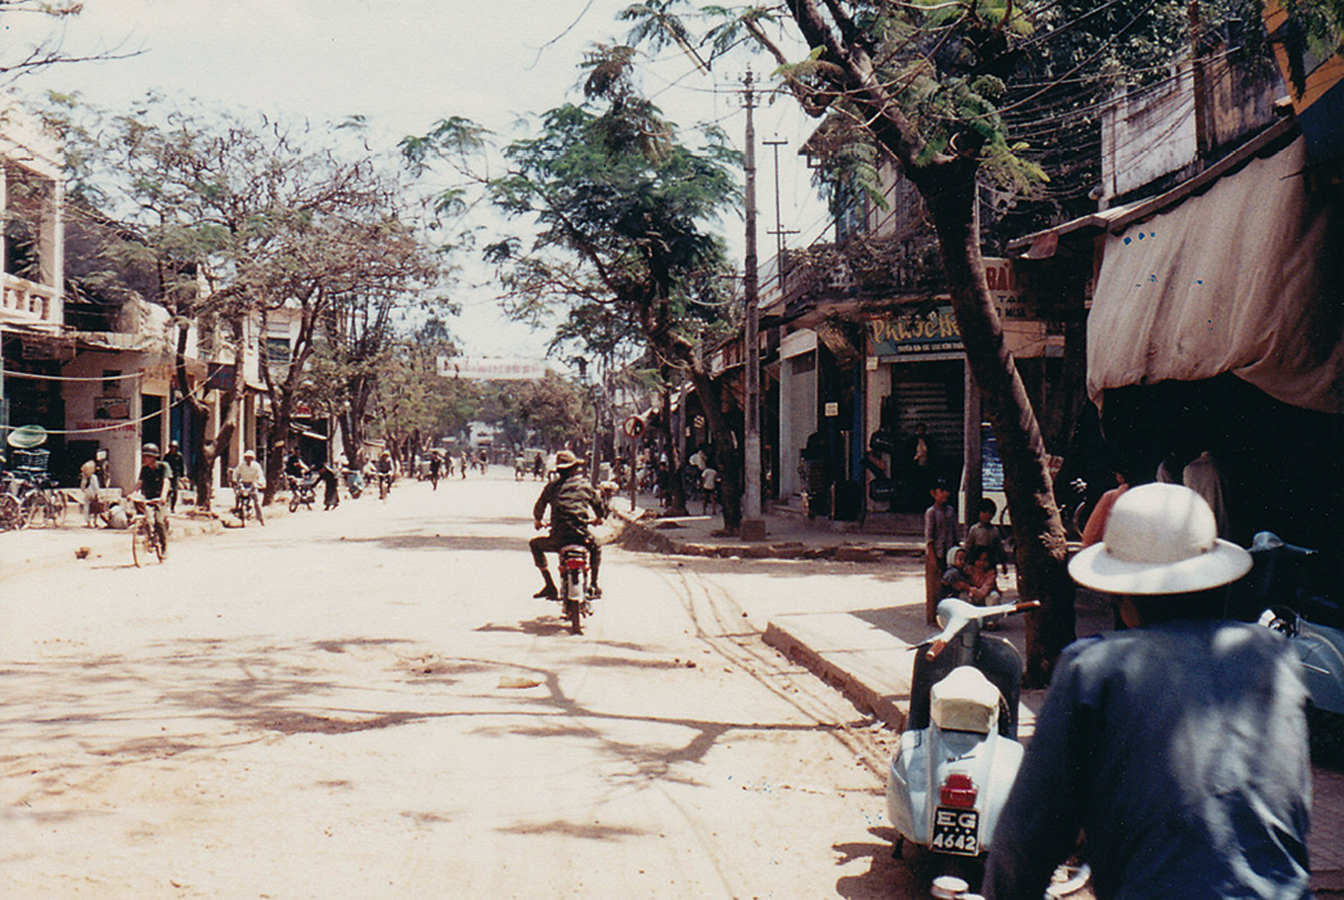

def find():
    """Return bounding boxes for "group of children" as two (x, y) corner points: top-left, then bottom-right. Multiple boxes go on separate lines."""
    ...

(924, 480), (1010, 625)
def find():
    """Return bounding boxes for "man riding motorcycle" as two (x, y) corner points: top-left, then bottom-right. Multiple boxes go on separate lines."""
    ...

(530, 450), (607, 600)
(231, 448), (266, 525)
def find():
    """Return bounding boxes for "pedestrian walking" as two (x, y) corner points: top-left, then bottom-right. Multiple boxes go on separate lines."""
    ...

(700, 464), (719, 515)
(80, 458), (102, 527)
(164, 440), (185, 511)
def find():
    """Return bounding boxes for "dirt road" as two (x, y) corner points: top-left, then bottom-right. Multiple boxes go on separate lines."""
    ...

(1, 472), (919, 899)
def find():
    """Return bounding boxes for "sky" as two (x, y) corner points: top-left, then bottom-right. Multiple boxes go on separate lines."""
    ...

(10, 0), (832, 365)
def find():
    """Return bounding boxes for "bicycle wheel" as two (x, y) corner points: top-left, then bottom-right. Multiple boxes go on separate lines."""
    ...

(20, 493), (47, 529)
(0, 494), (21, 531)
(131, 521), (147, 567)
(151, 523), (165, 562)
(46, 489), (68, 527)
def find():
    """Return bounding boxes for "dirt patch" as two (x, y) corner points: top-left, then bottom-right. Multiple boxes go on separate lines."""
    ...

(613, 521), (680, 554)
(248, 710), (422, 735)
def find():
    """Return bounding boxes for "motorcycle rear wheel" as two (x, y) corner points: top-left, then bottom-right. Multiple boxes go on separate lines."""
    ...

(565, 596), (583, 634)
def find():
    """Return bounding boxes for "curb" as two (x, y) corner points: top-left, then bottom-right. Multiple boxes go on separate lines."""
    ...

(763, 613), (914, 731)
(613, 513), (921, 562)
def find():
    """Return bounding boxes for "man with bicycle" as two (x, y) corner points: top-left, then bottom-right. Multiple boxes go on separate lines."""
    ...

(133, 443), (172, 554)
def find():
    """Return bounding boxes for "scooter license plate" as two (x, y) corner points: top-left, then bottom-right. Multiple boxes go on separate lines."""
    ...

(931, 807), (980, 856)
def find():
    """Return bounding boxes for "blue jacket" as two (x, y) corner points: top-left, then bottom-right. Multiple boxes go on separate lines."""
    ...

(985, 620), (1311, 900)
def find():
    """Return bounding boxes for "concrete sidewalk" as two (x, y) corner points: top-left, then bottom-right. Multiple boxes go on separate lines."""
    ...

(614, 499), (1344, 894)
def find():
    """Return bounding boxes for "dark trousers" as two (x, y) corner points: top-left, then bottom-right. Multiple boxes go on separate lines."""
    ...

(530, 532), (601, 577)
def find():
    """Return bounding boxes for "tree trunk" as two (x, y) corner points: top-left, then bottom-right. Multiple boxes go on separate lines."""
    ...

(916, 161), (1074, 686)
(656, 381), (690, 516)
(687, 364), (743, 534)
(174, 323), (243, 511)
(264, 390), (293, 505)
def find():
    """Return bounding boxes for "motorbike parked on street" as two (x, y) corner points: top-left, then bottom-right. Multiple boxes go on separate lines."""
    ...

(556, 544), (595, 635)
(1245, 531), (1344, 757)
(888, 597), (1089, 897)
(288, 472), (317, 512)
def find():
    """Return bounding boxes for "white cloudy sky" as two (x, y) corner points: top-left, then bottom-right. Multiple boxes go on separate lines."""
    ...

(11, 0), (831, 361)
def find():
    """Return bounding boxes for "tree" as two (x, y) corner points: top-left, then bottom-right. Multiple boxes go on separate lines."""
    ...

(0, 2), (133, 87)
(371, 318), (479, 459)
(409, 50), (749, 526)
(46, 98), (443, 504)
(623, 0), (1262, 681)
(474, 374), (593, 453)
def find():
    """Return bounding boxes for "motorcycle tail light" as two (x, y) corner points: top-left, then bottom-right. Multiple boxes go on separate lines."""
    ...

(940, 773), (977, 808)
(562, 557), (586, 570)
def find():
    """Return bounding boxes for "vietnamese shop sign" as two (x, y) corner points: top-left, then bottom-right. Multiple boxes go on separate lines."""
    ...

(869, 306), (962, 356)
(869, 257), (1045, 357)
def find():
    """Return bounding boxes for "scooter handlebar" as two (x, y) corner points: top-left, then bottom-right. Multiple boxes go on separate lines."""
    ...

(923, 598), (1041, 659)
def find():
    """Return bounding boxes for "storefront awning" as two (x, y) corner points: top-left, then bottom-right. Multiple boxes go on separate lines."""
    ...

(1087, 133), (1343, 413)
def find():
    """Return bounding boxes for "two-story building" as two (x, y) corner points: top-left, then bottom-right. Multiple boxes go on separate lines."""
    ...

(1009, 5), (1343, 549)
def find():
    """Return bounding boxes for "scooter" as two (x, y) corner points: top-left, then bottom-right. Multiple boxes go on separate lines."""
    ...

(887, 597), (1041, 891)
(556, 544), (594, 635)
(1247, 532), (1344, 753)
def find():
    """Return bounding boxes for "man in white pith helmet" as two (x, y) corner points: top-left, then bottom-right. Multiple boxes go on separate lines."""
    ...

(985, 483), (1311, 900)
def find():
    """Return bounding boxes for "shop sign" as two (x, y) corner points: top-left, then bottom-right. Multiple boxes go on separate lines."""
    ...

(869, 258), (1057, 358)
(869, 306), (962, 357)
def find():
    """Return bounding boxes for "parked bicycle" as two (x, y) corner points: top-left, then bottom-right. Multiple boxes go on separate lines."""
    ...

(1, 468), (67, 529)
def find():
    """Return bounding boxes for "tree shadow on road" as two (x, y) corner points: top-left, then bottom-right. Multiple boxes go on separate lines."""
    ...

(332, 532), (525, 553)
(835, 827), (925, 899)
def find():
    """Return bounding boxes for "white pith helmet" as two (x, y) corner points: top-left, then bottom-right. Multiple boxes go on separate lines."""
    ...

(1069, 483), (1251, 595)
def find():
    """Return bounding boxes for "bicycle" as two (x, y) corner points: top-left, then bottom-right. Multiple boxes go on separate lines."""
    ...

(0, 492), (22, 531)
(130, 497), (167, 566)
(1, 469), (65, 529)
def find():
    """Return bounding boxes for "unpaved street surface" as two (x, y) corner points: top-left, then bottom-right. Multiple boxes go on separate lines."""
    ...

(1, 473), (915, 899)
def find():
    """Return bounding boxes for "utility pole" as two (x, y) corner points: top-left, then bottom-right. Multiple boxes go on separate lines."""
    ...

(762, 137), (799, 296)
(740, 72), (766, 541)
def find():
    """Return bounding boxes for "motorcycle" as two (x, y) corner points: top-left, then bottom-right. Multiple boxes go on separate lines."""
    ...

(556, 544), (595, 635)
(288, 472), (317, 512)
(1247, 532), (1344, 755)
(887, 597), (1050, 893)
(233, 482), (264, 526)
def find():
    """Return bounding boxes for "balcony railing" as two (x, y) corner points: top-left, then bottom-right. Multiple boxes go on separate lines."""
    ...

(778, 230), (945, 314)
(1, 273), (59, 325)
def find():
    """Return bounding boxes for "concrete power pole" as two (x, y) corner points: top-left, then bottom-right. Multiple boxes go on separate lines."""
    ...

(740, 72), (766, 541)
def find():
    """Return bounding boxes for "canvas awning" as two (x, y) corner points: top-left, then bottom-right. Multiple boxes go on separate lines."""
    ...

(1086, 133), (1343, 414)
